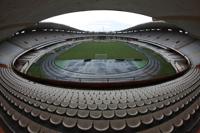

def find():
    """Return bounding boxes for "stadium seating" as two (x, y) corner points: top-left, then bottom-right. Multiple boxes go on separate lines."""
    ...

(0, 23), (200, 132)
(0, 66), (200, 132)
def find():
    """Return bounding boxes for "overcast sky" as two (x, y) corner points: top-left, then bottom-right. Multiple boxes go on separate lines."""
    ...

(42, 10), (152, 32)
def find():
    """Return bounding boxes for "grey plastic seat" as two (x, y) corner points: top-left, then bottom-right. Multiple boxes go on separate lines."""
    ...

(95, 99), (103, 105)
(31, 108), (40, 117)
(50, 114), (63, 125)
(136, 101), (145, 107)
(69, 102), (78, 109)
(103, 110), (114, 118)
(94, 120), (109, 131)
(53, 100), (61, 106)
(115, 109), (127, 118)
(126, 117), (141, 128)
(12, 111), (21, 121)
(6, 107), (15, 116)
(39, 111), (50, 121)
(39, 103), (48, 110)
(153, 111), (164, 121)
(141, 114), (154, 125)
(127, 102), (136, 108)
(138, 106), (148, 114)
(60, 101), (69, 107)
(18, 115), (30, 128)
(108, 103), (118, 110)
(171, 105), (179, 113)
(46, 98), (54, 104)
(19, 102), (26, 110)
(47, 105), (57, 112)
(78, 103), (87, 110)
(163, 108), (173, 117)
(77, 110), (89, 118)
(24, 105), (33, 113)
(151, 98), (159, 103)
(156, 102), (164, 109)
(181, 111), (191, 121)
(33, 101), (41, 107)
(172, 117), (183, 128)
(118, 103), (127, 109)
(88, 104), (97, 110)
(148, 105), (157, 111)
(163, 100), (171, 106)
(103, 99), (111, 104)
(66, 108), (77, 117)
(111, 119), (126, 131)
(90, 110), (102, 119)
(77, 119), (93, 131)
(27, 121), (41, 133)
(56, 107), (66, 115)
(127, 108), (138, 116)
(62, 117), (77, 128)
(159, 122), (174, 133)
(144, 99), (152, 105)
(98, 103), (107, 110)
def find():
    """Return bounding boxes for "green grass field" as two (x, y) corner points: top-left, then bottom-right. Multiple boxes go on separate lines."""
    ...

(56, 41), (147, 60)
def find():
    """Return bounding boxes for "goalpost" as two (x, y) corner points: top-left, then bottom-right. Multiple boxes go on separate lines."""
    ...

(95, 54), (108, 59)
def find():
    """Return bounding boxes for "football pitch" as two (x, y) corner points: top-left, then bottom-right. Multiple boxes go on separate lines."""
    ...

(56, 41), (147, 60)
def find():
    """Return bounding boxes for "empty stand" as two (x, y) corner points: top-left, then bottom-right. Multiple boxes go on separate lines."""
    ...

(0, 66), (200, 132)
(0, 24), (200, 133)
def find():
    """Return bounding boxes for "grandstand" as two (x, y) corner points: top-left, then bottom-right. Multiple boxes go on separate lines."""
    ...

(0, 1), (200, 133)
(0, 21), (199, 133)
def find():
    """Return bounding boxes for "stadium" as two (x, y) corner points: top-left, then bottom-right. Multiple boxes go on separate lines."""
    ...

(0, 1), (200, 133)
